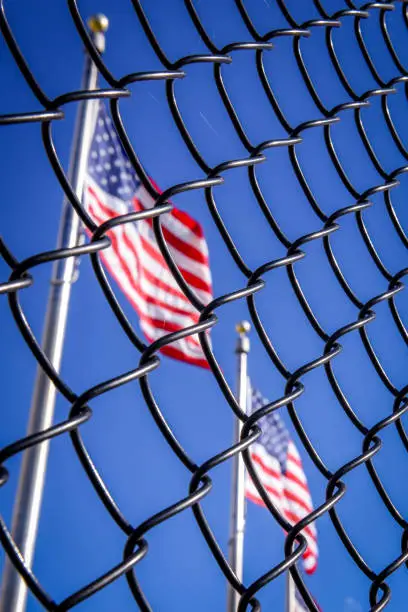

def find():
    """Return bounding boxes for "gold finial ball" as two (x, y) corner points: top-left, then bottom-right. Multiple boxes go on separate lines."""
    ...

(236, 321), (251, 335)
(88, 14), (109, 33)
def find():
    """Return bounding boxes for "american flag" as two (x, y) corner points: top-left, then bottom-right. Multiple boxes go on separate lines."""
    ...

(295, 588), (308, 612)
(245, 387), (318, 574)
(294, 586), (321, 611)
(82, 102), (212, 368)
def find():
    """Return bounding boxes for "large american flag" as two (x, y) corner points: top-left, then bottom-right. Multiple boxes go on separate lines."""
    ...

(245, 388), (318, 574)
(82, 102), (212, 368)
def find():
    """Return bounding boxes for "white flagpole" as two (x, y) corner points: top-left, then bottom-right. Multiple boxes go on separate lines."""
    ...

(227, 321), (251, 612)
(0, 15), (109, 612)
(286, 570), (296, 612)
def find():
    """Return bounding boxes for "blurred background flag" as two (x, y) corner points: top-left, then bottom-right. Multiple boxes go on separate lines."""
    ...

(245, 386), (318, 574)
(294, 587), (309, 612)
(83, 101), (213, 368)
(294, 586), (322, 612)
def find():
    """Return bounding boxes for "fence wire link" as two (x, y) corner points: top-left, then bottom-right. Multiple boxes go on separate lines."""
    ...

(1, 0), (408, 610)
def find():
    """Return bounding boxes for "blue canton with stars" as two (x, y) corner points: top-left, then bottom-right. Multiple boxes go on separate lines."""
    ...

(251, 388), (290, 473)
(87, 102), (141, 201)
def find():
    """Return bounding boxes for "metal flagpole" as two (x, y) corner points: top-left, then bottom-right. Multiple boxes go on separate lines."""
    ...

(286, 570), (296, 612)
(0, 14), (109, 612)
(227, 321), (251, 612)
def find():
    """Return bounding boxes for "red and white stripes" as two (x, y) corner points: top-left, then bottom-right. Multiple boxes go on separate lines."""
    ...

(83, 176), (212, 368)
(246, 441), (318, 574)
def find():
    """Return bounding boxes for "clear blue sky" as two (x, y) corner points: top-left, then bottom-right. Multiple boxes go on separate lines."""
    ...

(1, 0), (408, 610)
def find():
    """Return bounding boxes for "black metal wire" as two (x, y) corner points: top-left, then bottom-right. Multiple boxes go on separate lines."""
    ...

(1, 0), (408, 609)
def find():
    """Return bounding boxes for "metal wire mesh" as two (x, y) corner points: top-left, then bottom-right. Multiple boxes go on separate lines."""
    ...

(1, 0), (408, 610)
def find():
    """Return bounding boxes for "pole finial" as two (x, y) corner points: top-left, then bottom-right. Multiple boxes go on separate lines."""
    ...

(88, 14), (109, 53)
(88, 14), (109, 33)
(236, 320), (251, 336)
(235, 321), (250, 354)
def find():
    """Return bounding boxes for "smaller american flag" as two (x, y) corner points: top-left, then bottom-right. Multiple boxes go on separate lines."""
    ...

(245, 387), (318, 574)
(295, 587), (309, 612)
(294, 586), (322, 612)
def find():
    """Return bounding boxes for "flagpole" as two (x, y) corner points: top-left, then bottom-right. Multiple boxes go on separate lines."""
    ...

(0, 15), (108, 612)
(286, 570), (296, 612)
(227, 321), (251, 612)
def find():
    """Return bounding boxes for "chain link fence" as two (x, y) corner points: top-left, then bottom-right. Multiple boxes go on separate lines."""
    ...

(1, 0), (408, 610)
